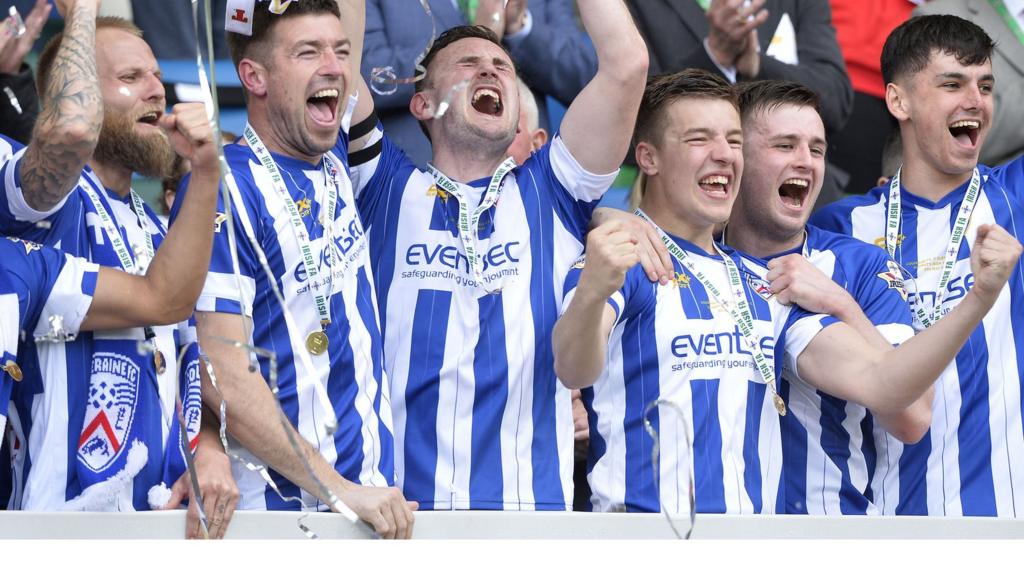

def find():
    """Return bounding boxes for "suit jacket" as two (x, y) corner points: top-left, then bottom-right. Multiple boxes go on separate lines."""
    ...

(625, 0), (854, 134)
(916, 0), (1024, 166)
(362, 0), (597, 166)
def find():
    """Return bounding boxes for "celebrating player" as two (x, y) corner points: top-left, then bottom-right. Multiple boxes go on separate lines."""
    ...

(724, 80), (931, 515)
(812, 15), (1024, 516)
(181, 0), (413, 538)
(345, 0), (647, 510)
(553, 69), (1021, 514)
(0, 0), (236, 536)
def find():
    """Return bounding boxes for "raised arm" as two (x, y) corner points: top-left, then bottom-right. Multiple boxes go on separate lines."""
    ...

(554, 221), (639, 389)
(337, 0), (376, 137)
(195, 311), (415, 539)
(18, 0), (102, 212)
(795, 225), (1022, 424)
(81, 103), (219, 330)
(504, 0), (598, 106)
(557, 0), (648, 174)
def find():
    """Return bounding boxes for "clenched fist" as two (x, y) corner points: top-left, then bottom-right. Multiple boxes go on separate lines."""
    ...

(577, 220), (641, 303)
(159, 102), (218, 173)
(968, 223), (1023, 305)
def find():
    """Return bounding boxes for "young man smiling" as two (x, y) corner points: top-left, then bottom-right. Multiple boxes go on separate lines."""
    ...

(553, 69), (1020, 514)
(812, 15), (1024, 517)
(725, 80), (933, 515)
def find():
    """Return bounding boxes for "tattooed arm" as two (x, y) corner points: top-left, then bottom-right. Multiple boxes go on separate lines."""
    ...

(18, 0), (102, 212)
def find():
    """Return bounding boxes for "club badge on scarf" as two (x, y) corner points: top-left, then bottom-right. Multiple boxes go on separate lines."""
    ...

(78, 344), (144, 475)
(76, 339), (164, 510)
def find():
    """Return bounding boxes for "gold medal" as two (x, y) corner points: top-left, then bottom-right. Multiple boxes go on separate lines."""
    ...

(773, 393), (787, 417)
(306, 330), (329, 355)
(153, 348), (166, 375)
(3, 360), (22, 382)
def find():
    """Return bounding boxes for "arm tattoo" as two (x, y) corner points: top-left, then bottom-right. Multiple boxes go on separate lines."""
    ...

(20, 2), (102, 213)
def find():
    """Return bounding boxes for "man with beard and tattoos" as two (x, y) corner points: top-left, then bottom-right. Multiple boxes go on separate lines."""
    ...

(0, 1), (237, 537)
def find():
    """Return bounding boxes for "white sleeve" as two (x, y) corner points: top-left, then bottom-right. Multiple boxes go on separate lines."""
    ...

(34, 254), (99, 338)
(549, 135), (619, 203)
(782, 313), (835, 381)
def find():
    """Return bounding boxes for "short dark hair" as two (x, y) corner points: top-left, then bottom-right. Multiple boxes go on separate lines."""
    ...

(413, 25), (513, 93)
(633, 68), (739, 148)
(37, 17), (143, 95)
(737, 80), (820, 126)
(881, 15), (994, 86)
(226, 0), (341, 71)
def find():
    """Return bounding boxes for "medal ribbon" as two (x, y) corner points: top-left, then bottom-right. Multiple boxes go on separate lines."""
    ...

(80, 178), (153, 275)
(886, 166), (980, 328)
(243, 124), (338, 330)
(81, 180), (163, 356)
(635, 209), (784, 413)
(427, 157), (516, 289)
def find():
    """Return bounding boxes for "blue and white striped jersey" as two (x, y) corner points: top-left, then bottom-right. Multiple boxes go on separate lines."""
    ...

(0, 138), (198, 511)
(564, 236), (835, 514)
(351, 126), (613, 510)
(810, 156), (1024, 516)
(773, 225), (915, 515)
(0, 237), (97, 446)
(178, 130), (394, 511)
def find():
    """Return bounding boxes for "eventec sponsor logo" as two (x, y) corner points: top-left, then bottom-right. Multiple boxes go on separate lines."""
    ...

(670, 326), (775, 360)
(908, 272), (974, 311)
(404, 241), (522, 274)
(292, 217), (367, 284)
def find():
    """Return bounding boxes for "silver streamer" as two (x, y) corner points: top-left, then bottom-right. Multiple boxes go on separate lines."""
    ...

(174, 344), (210, 538)
(369, 0), (435, 96)
(642, 398), (696, 540)
(433, 79), (470, 119)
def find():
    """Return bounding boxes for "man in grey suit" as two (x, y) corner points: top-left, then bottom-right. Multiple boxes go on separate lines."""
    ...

(626, 0), (853, 204)
(915, 0), (1024, 167)
(362, 0), (597, 167)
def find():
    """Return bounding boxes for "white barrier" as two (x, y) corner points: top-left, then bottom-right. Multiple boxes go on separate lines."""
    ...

(1, 511), (1022, 539)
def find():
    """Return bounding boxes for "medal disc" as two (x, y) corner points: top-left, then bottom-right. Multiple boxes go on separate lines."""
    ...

(3, 360), (22, 382)
(153, 349), (166, 375)
(306, 331), (329, 355)
(773, 393), (787, 416)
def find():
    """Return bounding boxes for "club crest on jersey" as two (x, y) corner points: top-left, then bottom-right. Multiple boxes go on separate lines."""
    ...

(6, 236), (40, 254)
(874, 234), (905, 249)
(213, 212), (227, 233)
(670, 271), (691, 289)
(297, 198), (312, 217)
(747, 276), (774, 301)
(78, 352), (142, 473)
(877, 261), (908, 301)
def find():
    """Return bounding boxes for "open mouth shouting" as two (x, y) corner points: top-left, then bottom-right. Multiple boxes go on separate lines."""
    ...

(307, 88), (340, 127)
(698, 174), (732, 198)
(136, 110), (163, 129)
(948, 119), (980, 148)
(471, 86), (503, 117)
(778, 177), (810, 209)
